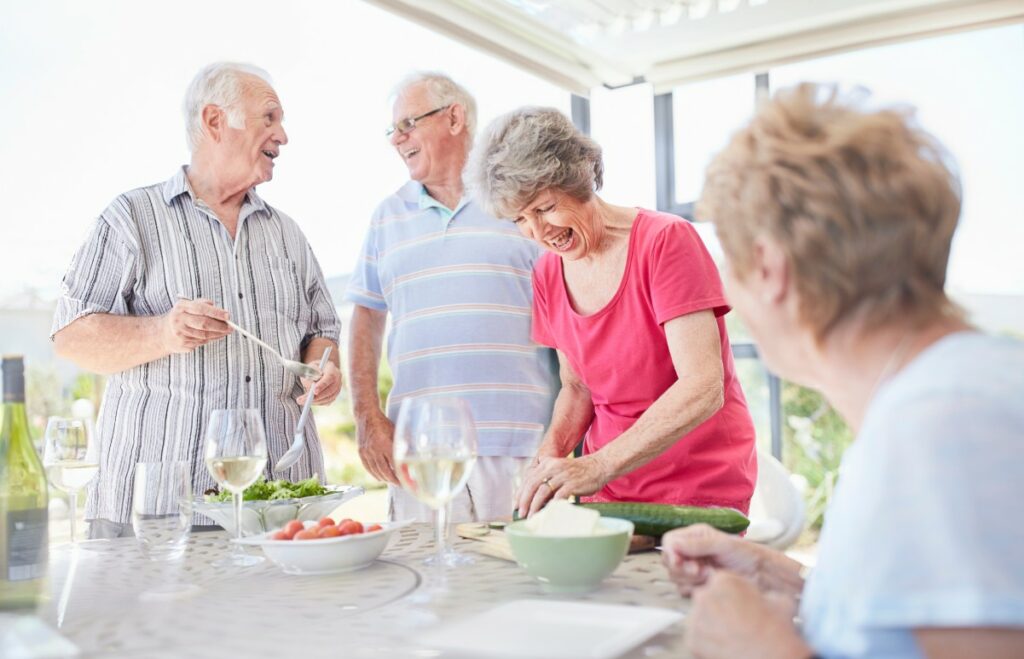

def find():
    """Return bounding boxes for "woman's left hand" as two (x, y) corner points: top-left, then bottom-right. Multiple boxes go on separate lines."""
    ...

(516, 454), (613, 518)
(685, 571), (810, 659)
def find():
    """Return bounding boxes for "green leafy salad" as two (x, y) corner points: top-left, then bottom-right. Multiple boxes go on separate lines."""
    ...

(204, 475), (329, 503)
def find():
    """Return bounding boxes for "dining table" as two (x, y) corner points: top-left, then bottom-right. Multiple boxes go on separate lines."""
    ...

(6, 524), (692, 658)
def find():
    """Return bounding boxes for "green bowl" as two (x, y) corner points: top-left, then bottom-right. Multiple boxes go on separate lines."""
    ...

(505, 517), (633, 593)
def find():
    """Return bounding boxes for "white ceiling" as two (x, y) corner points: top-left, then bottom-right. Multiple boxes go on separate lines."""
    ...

(365, 0), (1024, 94)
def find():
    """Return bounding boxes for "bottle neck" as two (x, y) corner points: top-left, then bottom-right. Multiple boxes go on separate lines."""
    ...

(2, 357), (25, 404)
(2, 401), (31, 452)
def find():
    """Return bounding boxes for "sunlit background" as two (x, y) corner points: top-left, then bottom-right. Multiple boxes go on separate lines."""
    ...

(3, 1), (1022, 538)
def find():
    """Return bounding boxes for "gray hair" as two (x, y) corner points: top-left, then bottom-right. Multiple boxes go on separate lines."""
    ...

(468, 107), (604, 219)
(392, 71), (478, 141)
(183, 62), (273, 152)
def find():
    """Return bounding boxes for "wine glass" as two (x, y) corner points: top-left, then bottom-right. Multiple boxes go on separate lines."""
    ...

(43, 417), (98, 546)
(393, 397), (478, 589)
(203, 408), (268, 567)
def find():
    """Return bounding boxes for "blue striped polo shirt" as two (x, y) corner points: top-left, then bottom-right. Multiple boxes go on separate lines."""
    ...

(345, 181), (558, 457)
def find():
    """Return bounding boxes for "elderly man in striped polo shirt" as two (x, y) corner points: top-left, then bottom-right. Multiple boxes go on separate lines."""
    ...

(346, 72), (558, 523)
(52, 62), (342, 538)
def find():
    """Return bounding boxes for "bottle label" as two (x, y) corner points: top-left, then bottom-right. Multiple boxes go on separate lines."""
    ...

(5, 508), (47, 581)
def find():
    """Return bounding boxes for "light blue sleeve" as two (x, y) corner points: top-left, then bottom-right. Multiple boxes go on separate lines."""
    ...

(343, 216), (387, 311)
(848, 388), (1024, 630)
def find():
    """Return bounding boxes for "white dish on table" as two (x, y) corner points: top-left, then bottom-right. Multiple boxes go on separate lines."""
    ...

(193, 485), (364, 537)
(419, 599), (684, 659)
(234, 519), (411, 575)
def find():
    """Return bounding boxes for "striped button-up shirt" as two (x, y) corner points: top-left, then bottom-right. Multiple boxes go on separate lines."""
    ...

(51, 167), (340, 524)
(345, 181), (557, 457)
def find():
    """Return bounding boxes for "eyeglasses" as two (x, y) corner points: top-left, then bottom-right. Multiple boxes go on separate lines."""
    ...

(385, 105), (451, 137)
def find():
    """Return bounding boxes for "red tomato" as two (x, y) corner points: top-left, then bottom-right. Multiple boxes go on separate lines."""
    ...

(336, 520), (359, 536)
(294, 529), (319, 540)
(318, 525), (341, 538)
(272, 530), (291, 540)
(365, 524), (383, 533)
(284, 520), (304, 536)
(317, 517), (335, 528)
(350, 521), (364, 534)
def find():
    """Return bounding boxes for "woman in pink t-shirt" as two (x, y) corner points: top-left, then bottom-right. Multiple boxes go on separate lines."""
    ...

(468, 107), (757, 517)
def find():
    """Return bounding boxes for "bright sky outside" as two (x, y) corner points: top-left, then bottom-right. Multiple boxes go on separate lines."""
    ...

(671, 25), (1024, 298)
(0, 0), (570, 301)
(2, 3), (1022, 303)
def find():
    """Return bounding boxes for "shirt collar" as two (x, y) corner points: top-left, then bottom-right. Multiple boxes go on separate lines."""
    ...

(416, 184), (467, 220)
(161, 165), (269, 216)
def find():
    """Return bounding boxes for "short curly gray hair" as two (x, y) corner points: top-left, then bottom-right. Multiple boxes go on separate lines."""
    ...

(468, 107), (603, 220)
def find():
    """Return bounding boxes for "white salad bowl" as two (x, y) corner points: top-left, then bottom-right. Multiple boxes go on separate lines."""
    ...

(234, 520), (411, 575)
(193, 485), (365, 537)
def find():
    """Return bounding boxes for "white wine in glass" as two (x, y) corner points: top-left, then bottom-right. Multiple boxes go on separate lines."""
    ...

(205, 456), (266, 493)
(395, 456), (475, 510)
(394, 396), (478, 588)
(43, 417), (98, 546)
(203, 409), (268, 568)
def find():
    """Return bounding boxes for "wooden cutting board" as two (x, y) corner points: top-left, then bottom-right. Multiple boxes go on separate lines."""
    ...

(455, 523), (517, 562)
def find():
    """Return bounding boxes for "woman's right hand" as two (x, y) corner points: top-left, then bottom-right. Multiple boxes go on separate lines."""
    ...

(661, 524), (769, 596)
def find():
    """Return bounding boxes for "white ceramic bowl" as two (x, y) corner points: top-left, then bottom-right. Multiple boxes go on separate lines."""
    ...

(194, 485), (365, 537)
(234, 520), (410, 575)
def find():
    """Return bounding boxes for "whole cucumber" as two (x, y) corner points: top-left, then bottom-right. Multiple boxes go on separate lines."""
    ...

(511, 501), (750, 536)
(579, 502), (749, 536)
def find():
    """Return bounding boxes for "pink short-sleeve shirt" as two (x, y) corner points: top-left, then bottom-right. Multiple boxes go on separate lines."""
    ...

(532, 209), (757, 511)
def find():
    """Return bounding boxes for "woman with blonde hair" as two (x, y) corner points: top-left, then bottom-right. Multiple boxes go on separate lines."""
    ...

(662, 84), (1024, 658)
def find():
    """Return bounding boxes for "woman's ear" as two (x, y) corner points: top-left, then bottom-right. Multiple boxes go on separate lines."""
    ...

(754, 236), (790, 305)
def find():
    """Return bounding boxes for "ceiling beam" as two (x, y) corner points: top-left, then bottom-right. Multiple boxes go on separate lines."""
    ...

(365, 0), (635, 95)
(645, 0), (1024, 92)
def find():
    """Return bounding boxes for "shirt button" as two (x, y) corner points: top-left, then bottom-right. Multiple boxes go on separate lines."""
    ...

(245, 375), (252, 383)
(238, 292), (243, 299)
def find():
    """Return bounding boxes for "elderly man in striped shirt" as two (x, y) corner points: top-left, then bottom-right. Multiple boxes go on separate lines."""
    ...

(52, 62), (342, 538)
(346, 72), (559, 523)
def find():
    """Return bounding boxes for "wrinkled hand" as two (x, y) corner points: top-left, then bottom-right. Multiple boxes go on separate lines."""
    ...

(516, 454), (612, 519)
(661, 524), (766, 597)
(357, 413), (398, 485)
(297, 360), (342, 406)
(161, 298), (231, 354)
(685, 571), (809, 659)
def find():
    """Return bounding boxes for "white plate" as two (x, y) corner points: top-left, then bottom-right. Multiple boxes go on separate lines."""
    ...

(419, 599), (684, 659)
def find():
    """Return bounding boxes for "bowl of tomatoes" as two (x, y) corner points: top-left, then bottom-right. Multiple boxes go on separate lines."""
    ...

(234, 517), (410, 575)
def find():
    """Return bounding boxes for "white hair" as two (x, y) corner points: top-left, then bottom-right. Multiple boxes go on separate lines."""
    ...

(183, 62), (273, 152)
(392, 71), (478, 142)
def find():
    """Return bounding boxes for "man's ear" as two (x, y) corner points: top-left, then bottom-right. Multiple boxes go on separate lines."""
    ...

(448, 103), (467, 136)
(201, 104), (224, 143)
(755, 236), (790, 305)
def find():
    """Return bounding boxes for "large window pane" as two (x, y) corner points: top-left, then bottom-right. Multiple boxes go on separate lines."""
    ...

(672, 73), (757, 205)
(772, 24), (1024, 330)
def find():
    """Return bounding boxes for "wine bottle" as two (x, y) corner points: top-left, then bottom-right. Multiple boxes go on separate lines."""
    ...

(0, 355), (49, 611)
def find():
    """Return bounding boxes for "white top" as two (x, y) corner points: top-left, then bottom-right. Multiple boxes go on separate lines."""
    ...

(801, 332), (1024, 658)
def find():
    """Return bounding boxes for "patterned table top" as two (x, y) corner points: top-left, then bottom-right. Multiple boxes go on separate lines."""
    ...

(33, 524), (691, 658)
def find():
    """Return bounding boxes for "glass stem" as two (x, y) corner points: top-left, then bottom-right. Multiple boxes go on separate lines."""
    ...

(233, 491), (244, 552)
(69, 489), (77, 544)
(435, 503), (448, 587)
